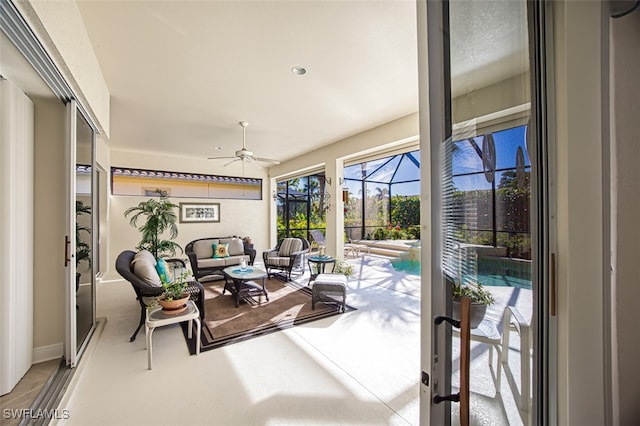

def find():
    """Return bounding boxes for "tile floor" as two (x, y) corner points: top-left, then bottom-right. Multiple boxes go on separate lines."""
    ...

(55, 256), (420, 426)
(51, 255), (529, 426)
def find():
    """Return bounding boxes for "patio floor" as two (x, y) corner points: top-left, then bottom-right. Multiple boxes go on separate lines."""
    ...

(57, 254), (530, 425)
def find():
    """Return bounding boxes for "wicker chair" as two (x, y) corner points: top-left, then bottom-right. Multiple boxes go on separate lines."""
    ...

(115, 250), (205, 342)
(262, 238), (310, 281)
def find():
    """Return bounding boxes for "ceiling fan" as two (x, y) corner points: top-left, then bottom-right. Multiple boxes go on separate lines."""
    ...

(208, 121), (280, 166)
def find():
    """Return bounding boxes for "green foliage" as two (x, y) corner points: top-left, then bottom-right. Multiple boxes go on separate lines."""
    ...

(372, 228), (387, 240)
(76, 200), (92, 269)
(124, 189), (182, 258)
(334, 259), (354, 277)
(406, 225), (421, 239)
(452, 282), (495, 305)
(390, 195), (420, 228)
(160, 271), (188, 301)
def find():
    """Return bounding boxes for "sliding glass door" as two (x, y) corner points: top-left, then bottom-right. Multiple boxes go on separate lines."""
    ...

(420, 0), (552, 424)
(65, 100), (97, 367)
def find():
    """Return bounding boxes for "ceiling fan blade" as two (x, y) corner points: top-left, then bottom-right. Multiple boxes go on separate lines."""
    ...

(253, 157), (280, 165)
(223, 158), (241, 167)
(207, 156), (237, 160)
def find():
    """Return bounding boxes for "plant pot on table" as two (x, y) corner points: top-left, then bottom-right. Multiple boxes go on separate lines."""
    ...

(452, 298), (488, 329)
(157, 294), (190, 314)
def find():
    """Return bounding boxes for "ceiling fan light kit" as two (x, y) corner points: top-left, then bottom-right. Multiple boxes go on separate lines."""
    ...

(208, 121), (280, 166)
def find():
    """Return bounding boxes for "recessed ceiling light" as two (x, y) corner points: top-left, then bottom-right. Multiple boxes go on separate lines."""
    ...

(214, 146), (222, 150)
(291, 66), (307, 75)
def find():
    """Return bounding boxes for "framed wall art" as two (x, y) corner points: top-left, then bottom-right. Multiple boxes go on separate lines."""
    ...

(179, 202), (220, 223)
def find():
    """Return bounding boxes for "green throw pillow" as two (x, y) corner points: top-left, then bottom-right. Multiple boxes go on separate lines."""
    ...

(212, 243), (230, 258)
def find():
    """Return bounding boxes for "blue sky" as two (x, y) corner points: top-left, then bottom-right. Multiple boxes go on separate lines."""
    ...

(452, 125), (530, 191)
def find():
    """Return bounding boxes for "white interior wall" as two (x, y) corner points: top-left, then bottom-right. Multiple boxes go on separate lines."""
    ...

(553, 1), (606, 424)
(16, 0), (110, 137)
(104, 151), (270, 281)
(610, 10), (640, 425)
(32, 97), (66, 361)
(268, 112), (420, 250)
(0, 79), (34, 395)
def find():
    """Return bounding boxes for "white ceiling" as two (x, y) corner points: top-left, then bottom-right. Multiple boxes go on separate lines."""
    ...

(76, 0), (420, 165)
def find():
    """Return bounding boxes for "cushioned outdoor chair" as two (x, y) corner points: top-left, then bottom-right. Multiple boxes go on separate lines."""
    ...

(262, 237), (310, 281)
(115, 250), (205, 342)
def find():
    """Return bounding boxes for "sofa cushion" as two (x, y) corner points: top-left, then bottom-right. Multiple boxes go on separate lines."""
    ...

(198, 257), (226, 269)
(193, 239), (218, 259)
(220, 238), (244, 256)
(213, 242), (230, 258)
(267, 256), (293, 267)
(224, 255), (249, 266)
(131, 250), (161, 287)
(278, 238), (302, 257)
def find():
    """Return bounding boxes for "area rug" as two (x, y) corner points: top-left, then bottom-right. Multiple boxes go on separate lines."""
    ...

(181, 276), (355, 353)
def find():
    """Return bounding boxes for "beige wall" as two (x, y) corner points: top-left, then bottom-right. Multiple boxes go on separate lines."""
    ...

(611, 10), (640, 425)
(452, 72), (531, 126)
(33, 98), (66, 351)
(269, 112), (420, 253)
(16, 0), (110, 137)
(103, 151), (270, 280)
(554, 1), (606, 424)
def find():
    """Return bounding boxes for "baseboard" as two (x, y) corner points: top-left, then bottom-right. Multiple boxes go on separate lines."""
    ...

(33, 343), (64, 364)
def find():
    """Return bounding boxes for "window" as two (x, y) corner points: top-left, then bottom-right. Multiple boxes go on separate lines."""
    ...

(111, 167), (262, 200)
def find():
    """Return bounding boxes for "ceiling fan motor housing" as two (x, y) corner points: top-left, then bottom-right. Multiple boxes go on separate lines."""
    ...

(236, 148), (253, 159)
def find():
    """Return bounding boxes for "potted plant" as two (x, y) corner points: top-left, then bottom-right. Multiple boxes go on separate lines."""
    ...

(452, 281), (495, 328)
(76, 200), (92, 291)
(124, 189), (182, 258)
(334, 259), (354, 278)
(157, 271), (189, 313)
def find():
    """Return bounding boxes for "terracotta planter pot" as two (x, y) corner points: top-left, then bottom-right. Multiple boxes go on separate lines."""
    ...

(452, 298), (488, 329)
(158, 294), (189, 314)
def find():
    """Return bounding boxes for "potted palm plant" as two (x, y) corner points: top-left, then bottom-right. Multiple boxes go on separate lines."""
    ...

(124, 189), (182, 258)
(452, 281), (495, 328)
(76, 200), (92, 291)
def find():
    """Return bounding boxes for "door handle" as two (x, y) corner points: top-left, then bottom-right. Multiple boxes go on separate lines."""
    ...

(433, 296), (471, 426)
(64, 235), (71, 267)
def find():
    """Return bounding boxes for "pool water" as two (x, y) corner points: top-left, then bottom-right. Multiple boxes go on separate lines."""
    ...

(391, 259), (420, 275)
(391, 259), (532, 290)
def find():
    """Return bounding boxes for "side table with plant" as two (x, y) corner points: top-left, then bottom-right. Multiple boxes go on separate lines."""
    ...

(157, 270), (190, 313)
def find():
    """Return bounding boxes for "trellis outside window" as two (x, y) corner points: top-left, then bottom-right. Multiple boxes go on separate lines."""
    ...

(343, 150), (421, 241)
(276, 174), (329, 242)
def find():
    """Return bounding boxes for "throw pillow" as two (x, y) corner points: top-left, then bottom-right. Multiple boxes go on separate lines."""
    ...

(155, 258), (171, 283)
(131, 251), (161, 287)
(212, 243), (230, 258)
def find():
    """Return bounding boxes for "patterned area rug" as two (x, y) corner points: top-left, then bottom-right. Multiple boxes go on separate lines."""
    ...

(181, 276), (354, 353)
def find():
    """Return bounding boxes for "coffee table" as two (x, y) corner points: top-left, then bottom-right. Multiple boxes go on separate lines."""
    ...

(145, 300), (200, 370)
(222, 266), (269, 307)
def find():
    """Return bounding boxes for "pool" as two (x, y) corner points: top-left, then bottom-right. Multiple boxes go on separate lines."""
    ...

(391, 259), (420, 275)
(391, 259), (532, 290)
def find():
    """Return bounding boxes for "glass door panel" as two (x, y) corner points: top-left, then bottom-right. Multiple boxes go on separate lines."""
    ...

(423, 0), (543, 424)
(75, 107), (96, 352)
(65, 100), (97, 367)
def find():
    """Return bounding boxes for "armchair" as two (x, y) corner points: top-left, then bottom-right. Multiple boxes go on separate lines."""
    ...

(262, 237), (310, 281)
(115, 250), (205, 342)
